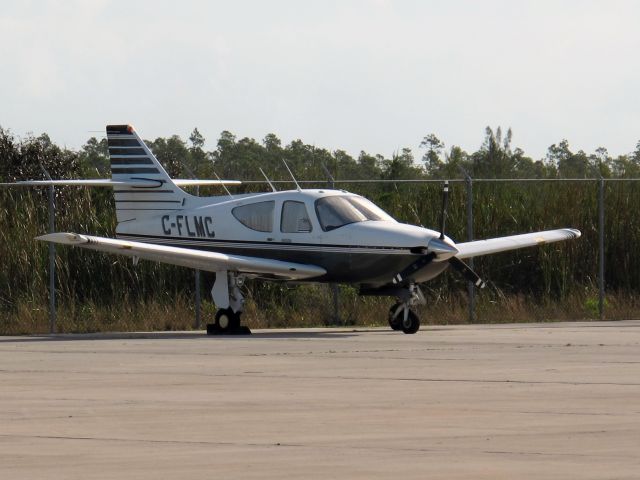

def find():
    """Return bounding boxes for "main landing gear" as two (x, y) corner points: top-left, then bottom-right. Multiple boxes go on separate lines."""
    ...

(388, 284), (425, 334)
(206, 271), (251, 335)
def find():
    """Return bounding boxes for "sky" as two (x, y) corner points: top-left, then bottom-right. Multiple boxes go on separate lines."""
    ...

(1, 0), (639, 162)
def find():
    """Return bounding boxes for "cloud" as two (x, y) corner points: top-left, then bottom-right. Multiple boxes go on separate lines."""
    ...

(1, 0), (638, 159)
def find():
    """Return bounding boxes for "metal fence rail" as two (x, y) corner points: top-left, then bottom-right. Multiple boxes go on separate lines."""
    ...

(30, 176), (629, 332)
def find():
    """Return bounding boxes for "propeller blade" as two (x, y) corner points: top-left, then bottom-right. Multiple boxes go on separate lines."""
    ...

(439, 180), (449, 240)
(392, 253), (435, 284)
(449, 256), (486, 289)
(391, 237), (459, 284)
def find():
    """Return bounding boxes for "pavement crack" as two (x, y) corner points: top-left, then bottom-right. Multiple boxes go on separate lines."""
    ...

(0, 433), (304, 448)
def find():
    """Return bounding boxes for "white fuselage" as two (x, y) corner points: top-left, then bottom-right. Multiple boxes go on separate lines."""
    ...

(116, 189), (452, 287)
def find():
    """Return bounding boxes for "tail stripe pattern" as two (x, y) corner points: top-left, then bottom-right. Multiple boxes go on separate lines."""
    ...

(106, 125), (186, 222)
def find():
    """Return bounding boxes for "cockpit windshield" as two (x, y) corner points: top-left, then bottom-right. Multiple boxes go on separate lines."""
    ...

(315, 195), (395, 231)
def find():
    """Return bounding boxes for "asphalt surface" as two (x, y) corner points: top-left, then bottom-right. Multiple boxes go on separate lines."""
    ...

(1, 321), (639, 479)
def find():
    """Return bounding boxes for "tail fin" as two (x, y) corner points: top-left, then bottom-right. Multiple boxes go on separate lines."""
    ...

(107, 124), (187, 223)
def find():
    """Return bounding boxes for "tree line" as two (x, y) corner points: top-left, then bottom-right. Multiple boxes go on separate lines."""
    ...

(1, 124), (640, 332)
(59, 126), (640, 184)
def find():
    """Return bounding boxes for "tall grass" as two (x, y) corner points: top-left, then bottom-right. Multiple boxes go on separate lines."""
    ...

(2, 127), (640, 333)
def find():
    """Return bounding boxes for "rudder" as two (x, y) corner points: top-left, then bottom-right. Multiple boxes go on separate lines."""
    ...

(107, 124), (186, 223)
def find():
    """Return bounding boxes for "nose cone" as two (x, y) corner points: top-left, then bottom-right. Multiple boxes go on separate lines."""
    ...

(428, 237), (459, 261)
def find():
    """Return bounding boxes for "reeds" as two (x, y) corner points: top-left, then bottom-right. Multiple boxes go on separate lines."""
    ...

(2, 127), (639, 333)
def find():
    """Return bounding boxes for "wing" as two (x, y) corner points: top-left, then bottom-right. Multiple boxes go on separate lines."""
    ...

(455, 228), (581, 259)
(36, 233), (326, 281)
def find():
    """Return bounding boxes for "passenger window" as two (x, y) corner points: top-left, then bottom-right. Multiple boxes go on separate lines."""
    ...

(232, 201), (275, 232)
(281, 201), (312, 233)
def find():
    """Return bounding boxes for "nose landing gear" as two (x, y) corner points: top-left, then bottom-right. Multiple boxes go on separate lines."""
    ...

(388, 284), (424, 334)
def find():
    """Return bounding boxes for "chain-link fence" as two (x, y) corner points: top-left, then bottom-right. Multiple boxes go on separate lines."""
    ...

(4, 177), (638, 332)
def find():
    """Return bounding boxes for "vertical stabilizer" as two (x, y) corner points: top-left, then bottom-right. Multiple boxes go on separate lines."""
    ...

(107, 124), (187, 223)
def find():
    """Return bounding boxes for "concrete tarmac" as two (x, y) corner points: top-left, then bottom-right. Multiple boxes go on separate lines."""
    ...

(1, 321), (639, 479)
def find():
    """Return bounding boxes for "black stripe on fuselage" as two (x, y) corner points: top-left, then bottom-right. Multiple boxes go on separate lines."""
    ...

(118, 233), (413, 251)
(114, 200), (181, 203)
(112, 167), (160, 174)
(114, 189), (175, 194)
(111, 158), (153, 165)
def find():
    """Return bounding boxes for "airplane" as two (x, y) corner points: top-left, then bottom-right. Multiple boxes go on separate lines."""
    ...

(3, 124), (581, 334)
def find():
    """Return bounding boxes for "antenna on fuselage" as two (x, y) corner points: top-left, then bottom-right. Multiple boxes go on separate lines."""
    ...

(259, 168), (277, 192)
(321, 163), (335, 189)
(282, 159), (301, 192)
(208, 158), (234, 199)
(39, 165), (53, 181)
(213, 171), (234, 199)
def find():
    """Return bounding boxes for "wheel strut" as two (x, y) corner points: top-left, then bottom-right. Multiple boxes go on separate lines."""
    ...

(389, 284), (424, 334)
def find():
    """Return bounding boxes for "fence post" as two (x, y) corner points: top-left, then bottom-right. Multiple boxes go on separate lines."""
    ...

(465, 175), (475, 323)
(598, 177), (605, 320)
(48, 185), (56, 333)
(194, 269), (201, 329)
(322, 163), (340, 325)
(180, 164), (203, 330)
(194, 184), (202, 329)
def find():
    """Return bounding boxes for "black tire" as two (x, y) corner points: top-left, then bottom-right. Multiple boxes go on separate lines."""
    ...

(215, 308), (240, 332)
(401, 310), (420, 334)
(388, 303), (403, 331)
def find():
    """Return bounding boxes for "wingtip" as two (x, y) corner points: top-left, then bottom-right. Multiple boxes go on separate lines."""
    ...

(35, 232), (89, 245)
(566, 228), (582, 239)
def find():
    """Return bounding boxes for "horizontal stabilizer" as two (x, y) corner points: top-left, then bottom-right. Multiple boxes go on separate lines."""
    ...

(1, 179), (241, 187)
(455, 228), (581, 259)
(36, 232), (326, 281)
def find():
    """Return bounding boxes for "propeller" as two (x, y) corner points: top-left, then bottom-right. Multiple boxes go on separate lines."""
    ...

(439, 180), (449, 239)
(449, 256), (486, 289)
(391, 180), (486, 289)
(436, 180), (486, 289)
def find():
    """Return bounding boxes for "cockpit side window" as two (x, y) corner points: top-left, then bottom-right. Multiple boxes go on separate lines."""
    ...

(281, 201), (312, 233)
(232, 201), (275, 232)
